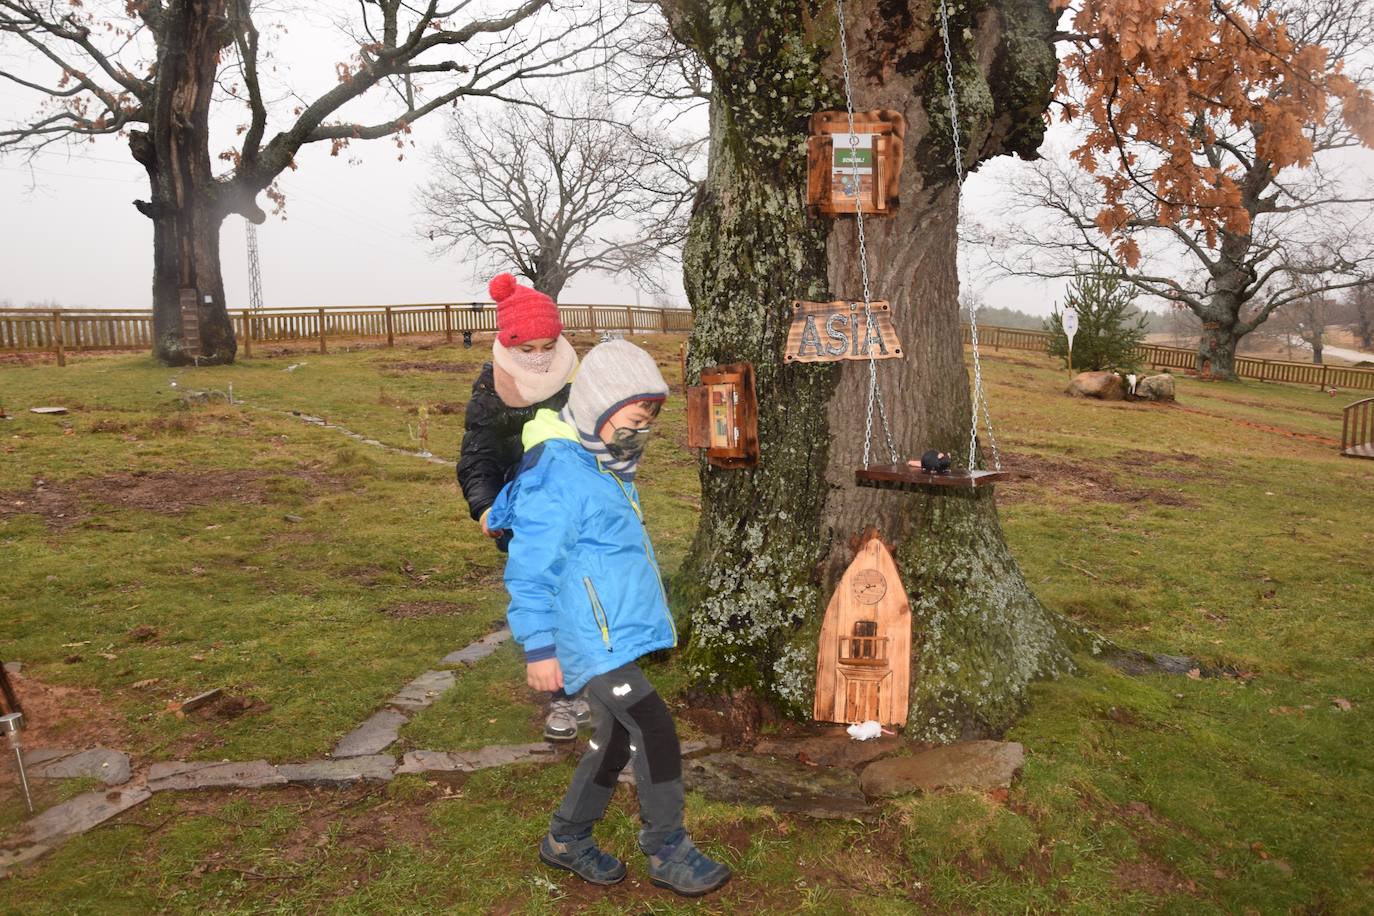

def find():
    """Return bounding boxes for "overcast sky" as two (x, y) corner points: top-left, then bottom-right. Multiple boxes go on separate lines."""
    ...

(5, 5), (1363, 317)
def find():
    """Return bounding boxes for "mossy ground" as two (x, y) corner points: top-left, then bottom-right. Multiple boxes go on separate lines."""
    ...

(1, 336), (1371, 913)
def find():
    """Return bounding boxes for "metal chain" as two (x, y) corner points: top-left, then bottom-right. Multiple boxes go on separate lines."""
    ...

(836, 0), (898, 468)
(937, 0), (1001, 472)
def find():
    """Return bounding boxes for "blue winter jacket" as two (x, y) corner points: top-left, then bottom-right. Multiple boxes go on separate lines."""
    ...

(486, 409), (677, 694)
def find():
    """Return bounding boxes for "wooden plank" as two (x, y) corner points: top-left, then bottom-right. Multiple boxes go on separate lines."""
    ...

(51, 310), (65, 367)
(318, 307), (327, 354)
(855, 465), (1009, 490)
(785, 300), (904, 363)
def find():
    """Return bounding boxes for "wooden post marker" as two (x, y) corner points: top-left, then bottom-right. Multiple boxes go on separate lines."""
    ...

(814, 533), (911, 726)
(50, 309), (65, 367)
(384, 307), (394, 347)
(785, 300), (904, 364)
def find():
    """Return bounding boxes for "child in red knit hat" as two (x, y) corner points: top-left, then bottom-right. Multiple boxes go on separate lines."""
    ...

(457, 272), (584, 741)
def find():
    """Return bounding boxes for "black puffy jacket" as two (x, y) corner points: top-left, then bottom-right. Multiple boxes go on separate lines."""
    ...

(456, 362), (571, 521)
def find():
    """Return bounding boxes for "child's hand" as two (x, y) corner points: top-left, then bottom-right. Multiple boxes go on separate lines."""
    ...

(480, 510), (500, 539)
(527, 658), (563, 692)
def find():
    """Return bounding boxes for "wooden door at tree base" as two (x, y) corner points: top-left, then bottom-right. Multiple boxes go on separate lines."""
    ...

(813, 534), (911, 726)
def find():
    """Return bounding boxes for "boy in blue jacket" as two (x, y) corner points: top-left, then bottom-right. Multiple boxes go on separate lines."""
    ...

(487, 340), (731, 898)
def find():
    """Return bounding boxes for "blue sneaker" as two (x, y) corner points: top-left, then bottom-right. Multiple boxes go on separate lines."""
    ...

(539, 832), (627, 886)
(646, 831), (731, 897)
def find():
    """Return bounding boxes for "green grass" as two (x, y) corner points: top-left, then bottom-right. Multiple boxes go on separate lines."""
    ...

(2, 337), (1372, 912)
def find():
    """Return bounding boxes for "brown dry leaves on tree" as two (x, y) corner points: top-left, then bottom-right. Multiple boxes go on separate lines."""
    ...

(1057, 0), (1374, 265)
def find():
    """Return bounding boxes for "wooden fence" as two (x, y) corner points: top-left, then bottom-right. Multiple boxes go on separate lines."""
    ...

(4, 304), (1372, 391)
(962, 325), (1374, 392)
(0, 303), (694, 365)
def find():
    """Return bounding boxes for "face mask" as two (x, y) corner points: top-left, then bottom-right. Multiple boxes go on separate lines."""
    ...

(507, 347), (557, 373)
(605, 424), (654, 461)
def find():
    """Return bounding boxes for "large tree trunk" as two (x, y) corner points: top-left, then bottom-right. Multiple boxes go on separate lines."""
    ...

(132, 0), (237, 366)
(1196, 315), (1240, 380)
(667, 0), (1084, 742)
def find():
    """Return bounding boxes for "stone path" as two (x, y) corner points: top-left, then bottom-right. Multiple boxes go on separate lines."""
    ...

(2, 619), (1029, 876)
(0, 627), (519, 875)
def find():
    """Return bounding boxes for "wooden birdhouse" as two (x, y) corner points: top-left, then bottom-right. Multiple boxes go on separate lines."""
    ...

(806, 109), (906, 217)
(685, 362), (760, 469)
(813, 534), (911, 726)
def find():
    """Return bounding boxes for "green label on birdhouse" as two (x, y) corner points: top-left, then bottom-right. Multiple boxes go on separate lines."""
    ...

(832, 134), (875, 206)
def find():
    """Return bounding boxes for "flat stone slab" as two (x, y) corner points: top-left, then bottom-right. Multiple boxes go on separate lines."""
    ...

(683, 752), (875, 820)
(24, 748), (132, 786)
(332, 709), (409, 758)
(440, 628), (511, 667)
(397, 743), (560, 774)
(616, 736), (725, 784)
(278, 756), (395, 787)
(754, 730), (902, 769)
(2, 783), (152, 851)
(388, 670), (456, 712)
(860, 741), (1025, 799)
(147, 760), (286, 793)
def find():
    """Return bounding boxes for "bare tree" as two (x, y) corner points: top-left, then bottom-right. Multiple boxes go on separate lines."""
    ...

(980, 0), (1374, 378)
(416, 86), (702, 298)
(0, 0), (624, 364)
(1343, 281), (1374, 350)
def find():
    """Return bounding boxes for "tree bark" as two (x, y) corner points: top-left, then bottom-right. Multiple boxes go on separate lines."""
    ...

(132, 0), (237, 366)
(666, 0), (1087, 741)
(1196, 320), (1239, 379)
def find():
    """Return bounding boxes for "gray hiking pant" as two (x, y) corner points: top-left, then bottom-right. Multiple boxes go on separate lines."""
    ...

(549, 662), (684, 855)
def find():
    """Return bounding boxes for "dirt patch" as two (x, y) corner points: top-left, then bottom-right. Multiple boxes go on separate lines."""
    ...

(1113, 859), (1195, 896)
(0, 468), (345, 529)
(996, 452), (1195, 508)
(0, 670), (132, 757)
(380, 600), (465, 619)
(1171, 405), (1341, 446)
(676, 687), (780, 749)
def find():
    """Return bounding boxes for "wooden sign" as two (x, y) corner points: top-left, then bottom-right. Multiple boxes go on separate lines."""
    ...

(806, 109), (906, 217)
(685, 362), (759, 469)
(178, 288), (202, 356)
(785, 300), (904, 363)
(814, 534), (911, 726)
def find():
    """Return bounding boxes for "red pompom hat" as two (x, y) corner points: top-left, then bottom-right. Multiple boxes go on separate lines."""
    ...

(490, 273), (563, 347)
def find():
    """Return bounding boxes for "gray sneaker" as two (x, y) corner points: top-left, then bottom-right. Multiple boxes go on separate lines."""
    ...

(539, 832), (627, 885)
(647, 830), (731, 897)
(544, 698), (580, 741)
(570, 697), (592, 726)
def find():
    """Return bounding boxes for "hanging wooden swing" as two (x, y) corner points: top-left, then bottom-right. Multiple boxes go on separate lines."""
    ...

(806, 0), (1011, 493)
(855, 463), (1009, 490)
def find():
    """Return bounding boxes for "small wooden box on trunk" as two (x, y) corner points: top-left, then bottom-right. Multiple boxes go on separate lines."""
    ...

(686, 362), (760, 468)
(806, 109), (906, 217)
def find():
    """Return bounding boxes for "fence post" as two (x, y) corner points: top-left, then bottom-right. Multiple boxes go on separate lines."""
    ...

(588, 306), (597, 333)
(318, 307), (327, 354)
(385, 307), (394, 347)
(51, 309), (65, 367)
(658, 308), (667, 333)
(625, 306), (634, 334)
(444, 303), (454, 344)
(1319, 364), (1329, 391)
(241, 313), (253, 358)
